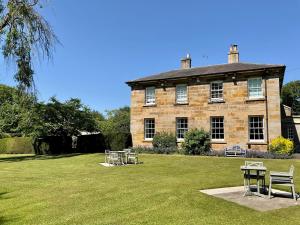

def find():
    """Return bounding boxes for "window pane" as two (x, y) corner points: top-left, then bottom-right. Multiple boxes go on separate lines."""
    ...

(211, 117), (224, 140)
(211, 82), (223, 100)
(248, 78), (263, 98)
(145, 119), (155, 139)
(176, 118), (188, 139)
(176, 85), (187, 103)
(249, 116), (264, 141)
(145, 87), (155, 104)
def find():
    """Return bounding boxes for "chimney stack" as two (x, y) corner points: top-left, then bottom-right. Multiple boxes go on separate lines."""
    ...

(228, 44), (239, 64)
(181, 54), (192, 69)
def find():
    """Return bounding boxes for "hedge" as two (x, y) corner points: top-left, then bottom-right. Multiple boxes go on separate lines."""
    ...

(0, 137), (34, 154)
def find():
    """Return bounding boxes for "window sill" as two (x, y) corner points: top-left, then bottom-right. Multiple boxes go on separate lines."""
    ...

(211, 140), (227, 144)
(174, 102), (189, 106)
(247, 142), (267, 145)
(245, 97), (265, 102)
(208, 99), (225, 104)
(143, 139), (153, 142)
(176, 139), (185, 143)
(143, 104), (157, 107)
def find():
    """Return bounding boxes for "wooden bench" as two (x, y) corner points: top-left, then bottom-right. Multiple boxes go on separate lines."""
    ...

(225, 145), (246, 157)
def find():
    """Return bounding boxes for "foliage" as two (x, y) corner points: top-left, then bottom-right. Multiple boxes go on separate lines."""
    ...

(0, 136), (33, 154)
(246, 150), (293, 159)
(152, 132), (177, 149)
(182, 128), (211, 155)
(0, 0), (58, 92)
(269, 136), (294, 155)
(281, 80), (300, 115)
(33, 97), (103, 137)
(151, 132), (177, 154)
(99, 106), (131, 151)
(132, 146), (177, 154)
(0, 84), (37, 136)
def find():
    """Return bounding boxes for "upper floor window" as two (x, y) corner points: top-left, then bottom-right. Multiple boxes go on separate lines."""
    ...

(176, 84), (188, 104)
(249, 116), (264, 141)
(248, 78), (263, 99)
(210, 81), (223, 101)
(288, 126), (294, 141)
(144, 118), (155, 140)
(145, 87), (155, 105)
(211, 117), (224, 140)
(176, 117), (188, 140)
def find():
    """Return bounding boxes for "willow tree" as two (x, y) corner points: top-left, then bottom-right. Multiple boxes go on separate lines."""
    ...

(0, 0), (57, 92)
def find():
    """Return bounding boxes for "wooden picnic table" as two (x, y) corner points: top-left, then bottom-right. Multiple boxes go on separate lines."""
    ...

(241, 165), (267, 197)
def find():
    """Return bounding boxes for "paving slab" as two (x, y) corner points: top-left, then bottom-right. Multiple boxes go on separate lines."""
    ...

(200, 186), (299, 211)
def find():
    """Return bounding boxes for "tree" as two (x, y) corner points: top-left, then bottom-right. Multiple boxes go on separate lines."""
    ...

(99, 106), (132, 151)
(0, 0), (57, 92)
(34, 97), (103, 137)
(282, 80), (300, 115)
(0, 84), (36, 136)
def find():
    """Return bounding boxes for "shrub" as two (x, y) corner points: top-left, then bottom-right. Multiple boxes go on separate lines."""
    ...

(0, 137), (34, 154)
(246, 150), (293, 159)
(132, 145), (177, 154)
(182, 128), (211, 155)
(153, 132), (177, 148)
(132, 146), (155, 154)
(269, 136), (294, 155)
(152, 132), (177, 154)
(0, 133), (11, 139)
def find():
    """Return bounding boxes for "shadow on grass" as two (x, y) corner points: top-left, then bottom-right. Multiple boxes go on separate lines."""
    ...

(0, 192), (8, 200)
(0, 153), (86, 163)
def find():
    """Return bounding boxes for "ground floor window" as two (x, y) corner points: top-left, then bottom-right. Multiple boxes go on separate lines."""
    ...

(211, 117), (224, 140)
(288, 126), (294, 141)
(176, 118), (188, 139)
(144, 118), (155, 140)
(249, 116), (264, 141)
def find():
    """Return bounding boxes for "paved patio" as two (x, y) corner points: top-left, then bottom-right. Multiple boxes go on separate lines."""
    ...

(200, 186), (299, 211)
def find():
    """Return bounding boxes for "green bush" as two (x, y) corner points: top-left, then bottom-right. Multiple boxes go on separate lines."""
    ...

(153, 132), (177, 148)
(152, 132), (177, 154)
(269, 136), (294, 155)
(182, 128), (211, 155)
(0, 137), (34, 154)
(0, 133), (11, 139)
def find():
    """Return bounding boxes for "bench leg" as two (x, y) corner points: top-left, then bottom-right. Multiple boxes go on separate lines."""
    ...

(291, 184), (297, 201)
(268, 179), (272, 199)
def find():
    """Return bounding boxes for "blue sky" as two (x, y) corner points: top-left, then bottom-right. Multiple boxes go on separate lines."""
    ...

(0, 0), (300, 113)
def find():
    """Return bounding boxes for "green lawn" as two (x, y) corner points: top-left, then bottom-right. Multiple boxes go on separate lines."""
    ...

(0, 154), (300, 225)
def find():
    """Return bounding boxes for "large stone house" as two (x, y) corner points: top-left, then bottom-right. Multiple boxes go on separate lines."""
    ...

(126, 45), (286, 151)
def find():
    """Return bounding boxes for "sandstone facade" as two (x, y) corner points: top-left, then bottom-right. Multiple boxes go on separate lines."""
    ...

(129, 72), (283, 151)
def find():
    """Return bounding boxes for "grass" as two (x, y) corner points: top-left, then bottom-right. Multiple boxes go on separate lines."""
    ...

(0, 154), (300, 225)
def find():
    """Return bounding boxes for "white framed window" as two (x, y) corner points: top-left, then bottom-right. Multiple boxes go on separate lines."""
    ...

(211, 117), (224, 140)
(144, 118), (155, 140)
(176, 84), (188, 104)
(176, 118), (188, 140)
(249, 116), (264, 141)
(288, 126), (294, 140)
(248, 78), (263, 99)
(145, 87), (155, 105)
(210, 81), (223, 101)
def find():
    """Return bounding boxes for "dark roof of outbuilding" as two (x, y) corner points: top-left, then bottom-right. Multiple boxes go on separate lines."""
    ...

(126, 62), (285, 85)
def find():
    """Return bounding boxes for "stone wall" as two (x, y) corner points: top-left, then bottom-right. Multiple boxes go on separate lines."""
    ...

(130, 73), (282, 151)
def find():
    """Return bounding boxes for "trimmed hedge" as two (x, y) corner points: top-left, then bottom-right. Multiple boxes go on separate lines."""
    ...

(0, 137), (34, 154)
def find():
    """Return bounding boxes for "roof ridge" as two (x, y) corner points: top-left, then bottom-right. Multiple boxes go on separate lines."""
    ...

(127, 62), (286, 84)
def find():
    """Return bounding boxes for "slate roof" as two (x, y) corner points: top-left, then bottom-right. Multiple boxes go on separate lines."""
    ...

(126, 62), (285, 85)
